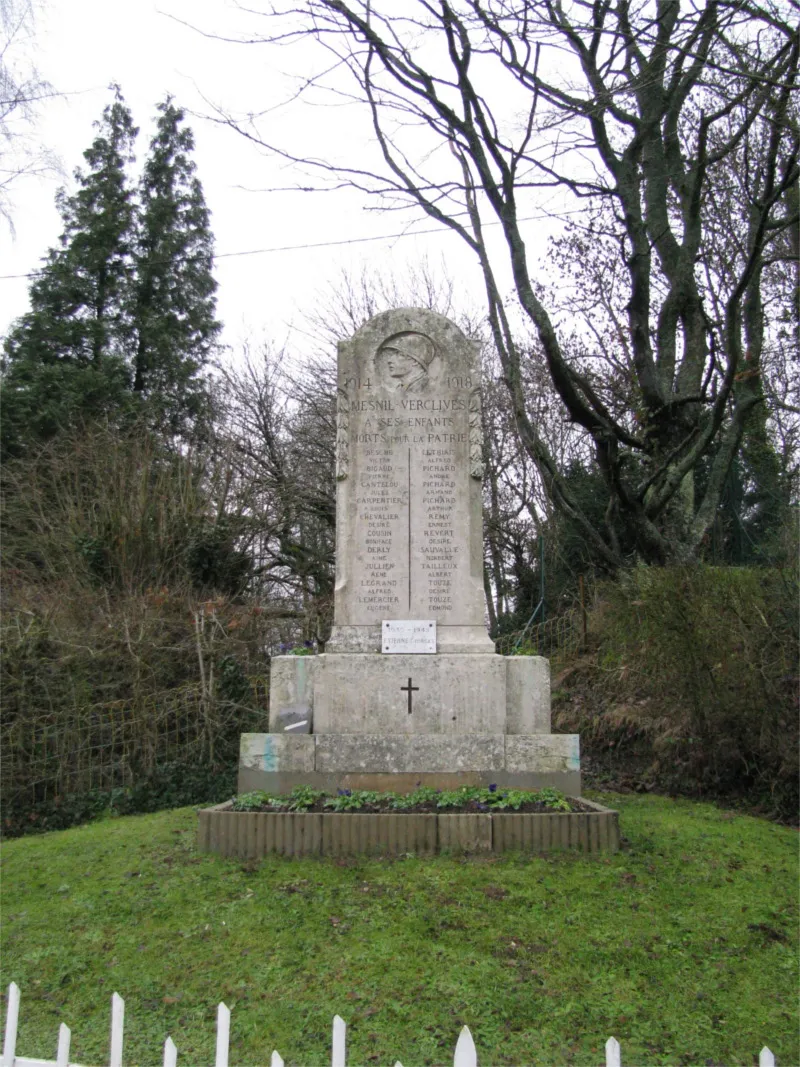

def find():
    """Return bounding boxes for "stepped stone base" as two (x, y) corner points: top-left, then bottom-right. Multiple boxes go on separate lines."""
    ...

(245, 652), (579, 796)
(238, 732), (581, 796)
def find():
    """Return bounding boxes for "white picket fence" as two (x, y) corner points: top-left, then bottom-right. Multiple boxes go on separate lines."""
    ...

(1, 983), (777, 1067)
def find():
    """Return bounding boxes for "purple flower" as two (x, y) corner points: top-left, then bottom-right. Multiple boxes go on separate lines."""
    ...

(488, 783), (497, 793)
(337, 788), (352, 796)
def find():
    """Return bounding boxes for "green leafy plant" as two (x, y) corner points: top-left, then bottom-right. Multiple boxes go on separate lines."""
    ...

(287, 785), (324, 811)
(488, 789), (530, 811)
(229, 786), (574, 815)
(324, 790), (382, 812)
(535, 787), (571, 812)
(233, 791), (273, 812)
(389, 786), (440, 810)
(509, 642), (540, 656)
(435, 786), (482, 809)
(4, 761), (238, 838)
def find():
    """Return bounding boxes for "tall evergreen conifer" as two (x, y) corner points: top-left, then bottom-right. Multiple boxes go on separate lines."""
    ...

(2, 90), (220, 458)
(132, 98), (220, 432)
(2, 89), (137, 456)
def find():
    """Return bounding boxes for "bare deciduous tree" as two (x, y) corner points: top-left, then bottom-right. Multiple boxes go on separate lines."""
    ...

(211, 0), (799, 565)
(214, 343), (337, 642)
(0, 0), (59, 229)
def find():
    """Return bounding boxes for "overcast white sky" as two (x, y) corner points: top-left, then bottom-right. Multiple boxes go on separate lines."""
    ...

(2, 0), (560, 363)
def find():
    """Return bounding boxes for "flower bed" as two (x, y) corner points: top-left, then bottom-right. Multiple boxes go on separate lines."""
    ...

(235, 784), (587, 815)
(197, 787), (620, 857)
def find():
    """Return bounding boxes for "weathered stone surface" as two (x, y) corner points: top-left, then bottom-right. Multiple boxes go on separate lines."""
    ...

(237, 767), (582, 796)
(315, 734), (505, 773)
(268, 656), (319, 732)
(327, 307), (493, 655)
(240, 732), (578, 777)
(505, 656), (550, 734)
(312, 653), (507, 734)
(230, 308), (583, 810)
(239, 733), (315, 773)
(267, 653), (551, 736)
(490, 770), (582, 795)
(505, 734), (580, 774)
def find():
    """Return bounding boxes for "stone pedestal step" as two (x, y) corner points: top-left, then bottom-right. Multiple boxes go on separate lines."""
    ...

(238, 732), (580, 796)
(268, 653), (551, 735)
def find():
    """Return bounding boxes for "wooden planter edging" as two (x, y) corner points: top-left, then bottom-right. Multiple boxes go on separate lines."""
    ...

(197, 798), (619, 858)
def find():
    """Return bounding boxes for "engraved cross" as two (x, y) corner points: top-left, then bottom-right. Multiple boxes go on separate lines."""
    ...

(400, 677), (419, 715)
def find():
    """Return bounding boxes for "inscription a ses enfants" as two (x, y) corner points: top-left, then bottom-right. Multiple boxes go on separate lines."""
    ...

(352, 393), (469, 446)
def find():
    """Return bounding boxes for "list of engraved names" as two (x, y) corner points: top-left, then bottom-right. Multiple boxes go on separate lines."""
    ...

(349, 385), (471, 624)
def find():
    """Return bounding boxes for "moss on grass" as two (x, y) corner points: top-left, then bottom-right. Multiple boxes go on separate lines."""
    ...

(1, 793), (796, 1066)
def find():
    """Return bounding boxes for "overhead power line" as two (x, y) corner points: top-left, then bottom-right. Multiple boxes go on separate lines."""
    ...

(212, 223), (452, 261)
(0, 209), (574, 281)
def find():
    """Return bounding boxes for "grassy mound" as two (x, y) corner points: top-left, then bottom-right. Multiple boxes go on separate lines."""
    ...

(553, 565), (798, 820)
(1, 795), (796, 1066)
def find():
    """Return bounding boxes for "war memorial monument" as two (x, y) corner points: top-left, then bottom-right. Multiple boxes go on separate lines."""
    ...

(238, 308), (581, 797)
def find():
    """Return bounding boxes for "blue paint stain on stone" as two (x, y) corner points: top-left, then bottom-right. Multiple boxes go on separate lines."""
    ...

(567, 736), (580, 771)
(263, 735), (278, 772)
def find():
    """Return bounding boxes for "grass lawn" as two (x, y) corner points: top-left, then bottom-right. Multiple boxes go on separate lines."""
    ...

(1, 792), (797, 1067)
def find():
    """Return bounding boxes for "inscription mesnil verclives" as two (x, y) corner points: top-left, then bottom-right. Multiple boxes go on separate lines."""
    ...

(335, 315), (484, 629)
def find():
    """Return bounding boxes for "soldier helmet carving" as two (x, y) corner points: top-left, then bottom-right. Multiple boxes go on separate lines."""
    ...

(378, 331), (436, 369)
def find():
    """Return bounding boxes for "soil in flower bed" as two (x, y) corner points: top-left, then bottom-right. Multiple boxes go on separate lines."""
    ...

(232, 785), (596, 816)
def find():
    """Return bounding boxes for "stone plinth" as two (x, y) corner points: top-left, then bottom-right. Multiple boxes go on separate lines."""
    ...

(268, 652), (551, 737)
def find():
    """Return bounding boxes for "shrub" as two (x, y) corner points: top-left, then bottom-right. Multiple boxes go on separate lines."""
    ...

(554, 564), (798, 819)
(1, 760), (237, 839)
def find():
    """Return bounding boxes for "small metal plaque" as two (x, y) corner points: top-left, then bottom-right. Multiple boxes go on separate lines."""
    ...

(382, 620), (436, 654)
(277, 704), (312, 733)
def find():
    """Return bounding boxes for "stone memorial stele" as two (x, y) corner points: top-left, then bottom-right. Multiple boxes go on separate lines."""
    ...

(239, 309), (580, 794)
